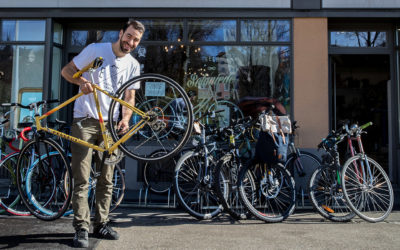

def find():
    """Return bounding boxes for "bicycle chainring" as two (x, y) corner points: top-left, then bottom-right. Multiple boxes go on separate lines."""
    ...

(97, 141), (125, 165)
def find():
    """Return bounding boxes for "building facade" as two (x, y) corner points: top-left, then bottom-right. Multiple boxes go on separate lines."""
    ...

(0, 0), (399, 201)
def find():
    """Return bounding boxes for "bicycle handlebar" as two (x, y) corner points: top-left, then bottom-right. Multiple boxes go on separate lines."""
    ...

(1, 99), (59, 110)
(20, 127), (32, 142)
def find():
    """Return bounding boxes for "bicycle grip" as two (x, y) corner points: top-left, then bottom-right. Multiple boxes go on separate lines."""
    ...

(73, 57), (104, 79)
(360, 122), (373, 130)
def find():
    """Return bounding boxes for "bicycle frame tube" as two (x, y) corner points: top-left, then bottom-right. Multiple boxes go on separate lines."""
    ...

(35, 84), (148, 154)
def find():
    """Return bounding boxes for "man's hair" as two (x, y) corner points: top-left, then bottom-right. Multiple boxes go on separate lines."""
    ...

(122, 19), (145, 34)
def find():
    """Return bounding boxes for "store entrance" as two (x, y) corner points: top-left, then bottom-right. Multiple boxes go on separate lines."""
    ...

(331, 54), (390, 172)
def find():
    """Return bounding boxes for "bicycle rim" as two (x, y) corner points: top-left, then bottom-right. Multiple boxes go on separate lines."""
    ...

(174, 151), (225, 220)
(238, 161), (295, 223)
(342, 155), (394, 222)
(110, 164), (126, 212)
(143, 150), (174, 194)
(108, 74), (193, 162)
(214, 154), (251, 220)
(17, 138), (72, 221)
(309, 165), (355, 222)
(0, 152), (31, 216)
(207, 100), (244, 128)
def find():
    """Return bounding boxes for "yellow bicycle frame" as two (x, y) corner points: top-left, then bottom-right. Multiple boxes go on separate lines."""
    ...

(35, 79), (149, 155)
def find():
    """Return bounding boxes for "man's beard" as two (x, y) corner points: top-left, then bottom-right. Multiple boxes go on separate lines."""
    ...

(119, 40), (132, 54)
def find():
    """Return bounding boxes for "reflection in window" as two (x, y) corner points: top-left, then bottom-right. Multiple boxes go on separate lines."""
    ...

(1, 20), (46, 42)
(185, 46), (291, 114)
(71, 30), (119, 47)
(330, 31), (387, 47)
(53, 23), (63, 44)
(52, 47), (62, 100)
(16, 46), (45, 89)
(0, 45), (13, 106)
(241, 20), (290, 42)
(132, 44), (186, 82)
(139, 20), (183, 41)
(188, 20), (236, 42)
(1, 20), (16, 42)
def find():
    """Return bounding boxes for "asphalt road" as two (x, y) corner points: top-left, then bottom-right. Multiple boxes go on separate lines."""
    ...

(1, 208), (399, 249)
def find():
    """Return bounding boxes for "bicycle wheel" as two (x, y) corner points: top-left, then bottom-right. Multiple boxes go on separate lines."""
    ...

(16, 138), (72, 221)
(213, 154), (252, 220)
(143, 150), (175, 194)
(0, 152), (31, 216)
(341, 155), (394, 222)
(110, 164), (125, 212)
(309, 165), (355, 222)
(285, 151), (321, 202)
(174, 151), (227, 220)
(108, 74), (193, 162)
(207, 100), (244, 128)
(136, 97), (175, 140)
(238, 160), (295, 223)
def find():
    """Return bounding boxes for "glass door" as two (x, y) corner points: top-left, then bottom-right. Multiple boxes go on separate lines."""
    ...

(331, 54), (390, 172)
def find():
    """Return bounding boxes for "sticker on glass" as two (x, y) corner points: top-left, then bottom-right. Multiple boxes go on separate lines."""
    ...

(145, 82), (165, 96)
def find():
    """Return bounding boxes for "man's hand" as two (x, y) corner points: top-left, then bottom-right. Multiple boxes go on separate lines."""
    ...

(117, 119), (130, 134)
(80, 81), (94, 95)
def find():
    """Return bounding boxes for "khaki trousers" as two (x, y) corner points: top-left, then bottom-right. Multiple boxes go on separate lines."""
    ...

(71, 118), (115, 231)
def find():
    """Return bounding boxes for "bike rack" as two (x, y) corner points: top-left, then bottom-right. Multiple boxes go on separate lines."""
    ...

(134, 184), (176, 208)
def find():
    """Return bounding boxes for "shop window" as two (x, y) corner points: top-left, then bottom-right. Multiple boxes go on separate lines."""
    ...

(71, 30), (119, 47)
(0, 20), (46, 42)
(53, 23), (63, 45)
(132, 44), (186, 83)
(135, 44), (291, 116)
(51, 47), (62, 100)
(139, 20), (183, 42)
(188, 20), (236, 42)
(185, 45), (291, 115)
(241, 20), (290, 42)
(0, 45), (13, 107)
(330, 31), (387, 47)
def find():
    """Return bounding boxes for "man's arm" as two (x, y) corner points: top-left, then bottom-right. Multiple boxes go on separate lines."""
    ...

(117, 89), (135, 133)
(61, 61), (93, 94)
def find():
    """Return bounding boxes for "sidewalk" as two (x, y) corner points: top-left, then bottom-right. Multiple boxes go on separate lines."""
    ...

(1, 208), (399, 249)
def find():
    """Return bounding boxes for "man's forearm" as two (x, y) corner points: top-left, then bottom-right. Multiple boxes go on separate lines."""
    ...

(61, 61), (87, 86)
(121, 90), (135, 121)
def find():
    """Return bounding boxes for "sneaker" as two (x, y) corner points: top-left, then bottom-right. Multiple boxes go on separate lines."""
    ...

(73, 228), (89, 248)
(93, 223), (120, 240)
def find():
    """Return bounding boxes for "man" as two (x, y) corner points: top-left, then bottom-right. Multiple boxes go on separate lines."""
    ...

(61, 19), (145, 248)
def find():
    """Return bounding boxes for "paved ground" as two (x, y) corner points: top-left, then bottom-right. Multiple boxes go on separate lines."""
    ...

(1, 207), (399, 249)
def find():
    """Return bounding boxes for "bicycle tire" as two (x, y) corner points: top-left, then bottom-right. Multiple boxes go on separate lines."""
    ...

(0, 152), (31, 216)
(213, 154), (252, 220)
(143, 150), (175, 194)
(108, 74), (193, 162)
(16, 138), (72, 221)
(110, 164), (126, 212)
(308, 165), (355, 222)
(207, 100), (244, 128)
(341, 155), (394, 223)
(174, 151), (227, 220)
(238, 160), (295, 223)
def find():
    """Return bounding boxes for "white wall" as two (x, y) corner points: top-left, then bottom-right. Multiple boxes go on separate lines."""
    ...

(323, 0), (400, 8)
(0, 0), (291, 8)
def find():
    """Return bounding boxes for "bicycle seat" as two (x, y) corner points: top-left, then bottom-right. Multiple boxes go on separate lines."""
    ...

(73, 57), (104, 79)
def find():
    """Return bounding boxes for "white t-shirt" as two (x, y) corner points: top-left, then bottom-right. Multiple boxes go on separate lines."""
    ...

(73, 42), (140, 120)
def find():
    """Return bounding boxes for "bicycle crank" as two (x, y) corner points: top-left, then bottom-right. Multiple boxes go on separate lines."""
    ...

(97, 141), (125, 165)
